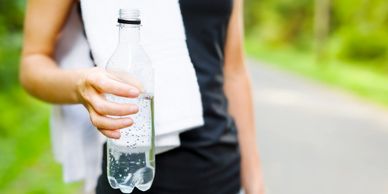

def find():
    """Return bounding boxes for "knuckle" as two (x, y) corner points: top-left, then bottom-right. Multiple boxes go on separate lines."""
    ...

(112, 105), (123, 115)
(85, 73), (96, 84)
(115, 119), (129, 129)
(90, 117), (97, 126)
(97, 78), (107, 89)
(81, 90), (92, 103)
(110, 83), (121, 93)
(90, 114), (100, 127)
(128, 105), (139, 114)
(93, 101), (106, 114)
(112, 120), (121, 129)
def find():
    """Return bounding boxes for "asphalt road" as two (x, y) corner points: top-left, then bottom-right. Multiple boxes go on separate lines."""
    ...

(249, 60), (388, 194)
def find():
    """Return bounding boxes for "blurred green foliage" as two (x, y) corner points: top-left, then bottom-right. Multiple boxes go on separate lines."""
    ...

(245, 0), (313, 49)
(0, 1), (81, 193)
(245, 0), (388, 106)
(339, 29), (388, 61)
(0, 0), (24, 34)
(245, 0), (388, 62)
(0, 0), (24, 90)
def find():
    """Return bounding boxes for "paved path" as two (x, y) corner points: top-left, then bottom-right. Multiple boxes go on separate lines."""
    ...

(249, 60), (388, 194)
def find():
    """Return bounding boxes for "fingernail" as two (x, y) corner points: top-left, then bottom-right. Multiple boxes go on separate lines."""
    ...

(129, 88), (139, 95)
(112, 131), (121, 139)
(124, 119), (133, 125)
(132, 105), (139, 113)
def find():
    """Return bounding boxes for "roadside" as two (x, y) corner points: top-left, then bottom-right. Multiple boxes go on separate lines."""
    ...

(246, 38), (388, 108)
(249, 59), (388, 194)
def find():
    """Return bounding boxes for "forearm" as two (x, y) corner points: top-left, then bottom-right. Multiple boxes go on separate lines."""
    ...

(20, 0), (80, 104)
(224, 69), (264, 193)
(224, 70), (260, 163)
(20, 54), (84, 104)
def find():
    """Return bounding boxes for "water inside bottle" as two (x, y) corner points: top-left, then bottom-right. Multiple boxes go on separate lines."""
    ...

(106, 93), (155, 193)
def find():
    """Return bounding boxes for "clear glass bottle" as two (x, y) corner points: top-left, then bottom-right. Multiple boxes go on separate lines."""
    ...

(105, 9), (155, 194)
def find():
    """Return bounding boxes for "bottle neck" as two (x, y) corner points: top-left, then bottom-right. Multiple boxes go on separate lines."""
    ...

(118, 24), (140, 44)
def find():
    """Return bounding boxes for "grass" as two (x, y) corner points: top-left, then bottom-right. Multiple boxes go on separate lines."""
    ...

(245, 36), (388, 107)
(0, 34), (82, 194)
(0, 90), (82, 194)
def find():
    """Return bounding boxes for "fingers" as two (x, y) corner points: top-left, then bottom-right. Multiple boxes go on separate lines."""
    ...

(88, 91), (139, 116)
(86, 94), (137, 139)
(89, 108), (134, 130)
(80, 68), (142, 139)
(99, 129), (121, 139)
(86, 69), (140, 98)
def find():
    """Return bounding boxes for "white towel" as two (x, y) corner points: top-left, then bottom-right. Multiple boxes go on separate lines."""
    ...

(52, 0), (204, 191)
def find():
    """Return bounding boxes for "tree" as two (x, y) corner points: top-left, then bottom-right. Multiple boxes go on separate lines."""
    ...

(314, 0), (331, 63)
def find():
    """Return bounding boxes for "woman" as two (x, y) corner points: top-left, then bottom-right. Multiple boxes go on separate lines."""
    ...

(20, 0), (264, 193)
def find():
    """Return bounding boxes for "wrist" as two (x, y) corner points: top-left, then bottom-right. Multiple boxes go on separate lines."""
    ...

(240, 148), (265, 193)
(71, 68), (89, 104)
(241, 163), (265, 194)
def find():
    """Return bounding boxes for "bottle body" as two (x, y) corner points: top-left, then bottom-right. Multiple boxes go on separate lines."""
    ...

(105, 9), (155, 193)
(106, 94), (155, 193)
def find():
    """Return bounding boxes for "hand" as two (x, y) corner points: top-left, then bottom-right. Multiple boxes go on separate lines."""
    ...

(243, 171), (265, 194)
(241, 151), (265, 194)
(75, 67), (140, 139)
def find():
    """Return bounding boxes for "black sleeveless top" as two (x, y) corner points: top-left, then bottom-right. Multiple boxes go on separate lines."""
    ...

(179, 0), (238, 147)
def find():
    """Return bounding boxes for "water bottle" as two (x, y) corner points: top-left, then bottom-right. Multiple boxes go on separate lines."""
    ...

(105, 9), (155, 194)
